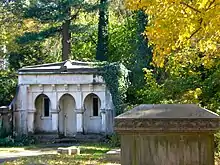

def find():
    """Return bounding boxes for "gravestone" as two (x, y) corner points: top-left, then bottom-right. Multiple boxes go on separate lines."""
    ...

(105, 149), (121, 162)
(114, 104), (220, 165)
(57, 146), (80, 155)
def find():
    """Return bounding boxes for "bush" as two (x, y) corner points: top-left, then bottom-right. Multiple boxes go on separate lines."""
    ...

(0, 135), (36, 147)
(106, 133), (120, 147)
(0, 71), (17, 106)
(215, 132), (220, 153)
(0, 136), (14, 146)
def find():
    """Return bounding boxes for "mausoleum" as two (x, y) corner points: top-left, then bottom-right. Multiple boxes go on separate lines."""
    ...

(13, 60), (115, 136)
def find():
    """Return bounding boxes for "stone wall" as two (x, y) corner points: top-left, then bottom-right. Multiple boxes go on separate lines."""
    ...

(0, 106), (12, 137)
(115, 104), (220, 165)
(121, 133), (214, 165)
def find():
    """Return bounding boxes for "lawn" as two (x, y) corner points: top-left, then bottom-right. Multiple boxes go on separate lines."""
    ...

(2, 143), (220, 165)
(3, 143), (120, 165)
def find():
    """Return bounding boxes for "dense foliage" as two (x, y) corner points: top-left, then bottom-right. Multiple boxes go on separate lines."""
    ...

(0, 135), (36, 147)
(0, 0), (219, 115)
(10, 0), (99, 61)
(125, 0), (219, 68)
(137, 56), (220, 113)
(123, 0), (219, 113)
(0, 71), (17, 106)
(98, 62), (129, 115)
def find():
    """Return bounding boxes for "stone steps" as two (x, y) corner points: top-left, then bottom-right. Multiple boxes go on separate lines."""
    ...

(33, 133), (106, 143)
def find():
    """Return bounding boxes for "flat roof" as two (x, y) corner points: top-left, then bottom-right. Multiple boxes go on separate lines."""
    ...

(116, 104), (219, 119)
(18, 60), (102, 74)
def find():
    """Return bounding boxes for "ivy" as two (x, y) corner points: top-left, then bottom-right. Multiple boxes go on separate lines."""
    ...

(94, 62), (130, 115)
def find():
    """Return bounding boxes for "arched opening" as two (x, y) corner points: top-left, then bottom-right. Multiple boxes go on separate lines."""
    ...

(58, 94), (76, 137)
(34, 94), (51, 133)
(83, 93), (101, 133)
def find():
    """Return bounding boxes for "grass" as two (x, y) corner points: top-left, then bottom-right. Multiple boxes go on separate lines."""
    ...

(2, 143), (120, 165)
(2, 143), (220, 165)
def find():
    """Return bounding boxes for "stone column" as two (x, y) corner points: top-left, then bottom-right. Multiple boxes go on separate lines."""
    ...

(27, 111), (35, 134)
(18, 85), (29, 135)
(51, 110), (59, 133)
(100, 109), (106, 133)
(76, 109), (83, 133)
(75, 84), (83, 133)
(51, 85), (58, 133)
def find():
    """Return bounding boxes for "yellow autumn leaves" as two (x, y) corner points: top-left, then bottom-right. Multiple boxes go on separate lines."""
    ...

(125, 0), (220, 67)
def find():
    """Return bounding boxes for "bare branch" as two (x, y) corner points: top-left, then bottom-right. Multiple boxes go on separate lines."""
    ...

(206, 0), (215, 11)
(189, 18), (203, 39)
(70, 7), (82, 21)
(189, 27), (201, 39)
(180, 2), (201, 13)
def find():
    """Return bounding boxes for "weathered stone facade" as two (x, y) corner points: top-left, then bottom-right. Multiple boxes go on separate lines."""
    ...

(14, 60), (114, 136)
(115, 104), (220, 165)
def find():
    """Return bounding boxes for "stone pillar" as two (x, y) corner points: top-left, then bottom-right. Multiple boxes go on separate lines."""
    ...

(27, 111), (35, 133)
(101, 109), (106, 133)
(75, 84), (83, 133)
(51, 85), (58, 133)
(51, 111), (58, 132)
(76, 109), (83, 133)
(18, 85), (29, 135)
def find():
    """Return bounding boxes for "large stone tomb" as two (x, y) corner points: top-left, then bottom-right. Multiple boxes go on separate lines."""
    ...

(115, 104), (220, 165)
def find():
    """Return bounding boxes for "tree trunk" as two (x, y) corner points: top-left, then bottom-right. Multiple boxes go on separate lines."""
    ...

(96, 0), (108, 61)
(61, 7), (71, 61)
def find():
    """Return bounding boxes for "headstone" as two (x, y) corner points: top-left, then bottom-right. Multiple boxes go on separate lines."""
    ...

(115, 104), (220, 165)
(57, 146), (80, 155)
(105, 149), (121, 162)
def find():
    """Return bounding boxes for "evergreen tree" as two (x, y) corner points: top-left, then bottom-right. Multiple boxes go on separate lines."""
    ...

(96, 0), (109, 61)
(131, 10), (152, 89)
(127, 10), (153, 104)
(13, 0), (97, 61)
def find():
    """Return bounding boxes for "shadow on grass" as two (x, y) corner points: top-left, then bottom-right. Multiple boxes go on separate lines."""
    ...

(24, 143), (75, 151)
(5, 154), (110, 164)
(80, 148), (109, 154)
(3, 142), (118, 164)
(24, 142), (110, 150)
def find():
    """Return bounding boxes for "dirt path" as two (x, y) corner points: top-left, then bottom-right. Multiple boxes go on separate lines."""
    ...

(0, 147), (57, 164)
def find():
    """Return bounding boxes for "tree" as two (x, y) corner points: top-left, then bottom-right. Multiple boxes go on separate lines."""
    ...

(0, 70), (17, 106)
(0, 2), (37, 58)
(130, 10), (152, 89)
(125, 0), (219, 67)
(13, 0), (97, 61)
(96, 0), (109, 61)
(8, 42), (56, 71)
(136, 47), (220, 113)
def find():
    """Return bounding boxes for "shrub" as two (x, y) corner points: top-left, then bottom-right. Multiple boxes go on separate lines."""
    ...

(215, 132), (220, 153)
(0, 135), (36, 147)
(106, 133), (120, 147)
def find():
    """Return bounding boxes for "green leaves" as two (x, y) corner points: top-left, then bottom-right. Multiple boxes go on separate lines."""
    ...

(125, 0), (219, 68)
(16, 26), (60, 44)
(0, 71), (17, 106)
(96, 62), (129, 115)
(8, 42), (56, 71)
(136, 49), (220, 113)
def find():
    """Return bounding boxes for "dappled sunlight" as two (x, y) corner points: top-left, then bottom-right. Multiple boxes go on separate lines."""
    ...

(3, 143), (120, 165)
(0, 147), (25, 151)
(4, 154), (120, 165)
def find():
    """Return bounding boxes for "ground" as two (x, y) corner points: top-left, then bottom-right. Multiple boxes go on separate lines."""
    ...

(0, 143), (120, 165)
(1, 143), (220, 165)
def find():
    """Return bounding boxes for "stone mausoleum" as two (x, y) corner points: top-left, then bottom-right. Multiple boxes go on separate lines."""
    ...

(13, 60), (114, 136)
